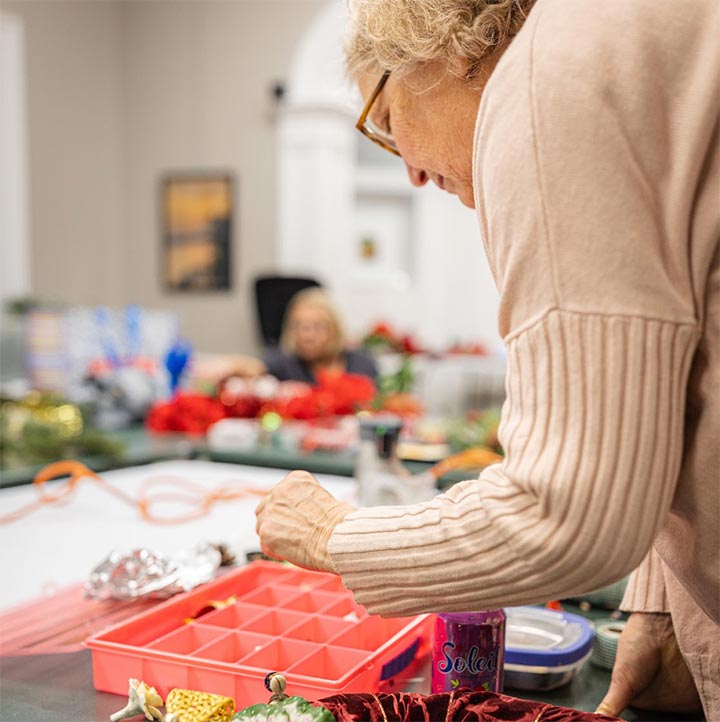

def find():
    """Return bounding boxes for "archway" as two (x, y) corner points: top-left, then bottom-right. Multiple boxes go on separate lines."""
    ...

(276, 0), (501, 350)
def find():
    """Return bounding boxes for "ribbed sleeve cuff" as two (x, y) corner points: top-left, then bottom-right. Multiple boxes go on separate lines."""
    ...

(620, 547), (671, 613)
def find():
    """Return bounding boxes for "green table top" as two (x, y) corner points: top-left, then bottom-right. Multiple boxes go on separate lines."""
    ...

(0, 426), (470, 489)
(0, 427), (197, 488)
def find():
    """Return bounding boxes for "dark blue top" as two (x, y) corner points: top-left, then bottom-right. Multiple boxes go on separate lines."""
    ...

(261, 347), (378, 385)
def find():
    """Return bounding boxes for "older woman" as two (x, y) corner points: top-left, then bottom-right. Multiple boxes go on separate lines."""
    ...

(256, 0), (719, 718)
(261, 288), (377, 384)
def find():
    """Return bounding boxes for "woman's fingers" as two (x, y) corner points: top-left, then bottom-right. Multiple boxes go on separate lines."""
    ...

(596, 668), (636, 717)
(597, 613), (702, 717)
(254, 470), (351, 571)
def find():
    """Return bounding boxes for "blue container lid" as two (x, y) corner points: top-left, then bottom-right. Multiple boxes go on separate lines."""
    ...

(504, 606), (594, 668)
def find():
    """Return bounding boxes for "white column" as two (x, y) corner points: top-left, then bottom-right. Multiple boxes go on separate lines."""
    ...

(0, 12), (31, 300)
(276, 104), (356, 289)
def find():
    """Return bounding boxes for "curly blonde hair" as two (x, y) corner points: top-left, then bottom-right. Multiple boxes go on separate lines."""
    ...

(345, 0), (536, 80)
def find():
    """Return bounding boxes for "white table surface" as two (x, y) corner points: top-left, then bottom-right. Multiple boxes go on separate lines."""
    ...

(0, 460), (356, 611)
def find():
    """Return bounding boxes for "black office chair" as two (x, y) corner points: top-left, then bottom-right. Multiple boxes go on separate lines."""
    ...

(254, 275), (321, 346)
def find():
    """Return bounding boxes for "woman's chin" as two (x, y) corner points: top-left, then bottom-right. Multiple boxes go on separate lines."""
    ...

(444, 181), (475, 209)
(455, 188), (475, 209)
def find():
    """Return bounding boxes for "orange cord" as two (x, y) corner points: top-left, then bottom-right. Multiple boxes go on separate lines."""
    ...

(0, 460), (267, 525)
(428, 447), (503, 480)
(1, 448), (502, 524)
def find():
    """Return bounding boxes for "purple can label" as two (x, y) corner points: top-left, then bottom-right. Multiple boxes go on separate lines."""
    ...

(431, 611), (505, 694)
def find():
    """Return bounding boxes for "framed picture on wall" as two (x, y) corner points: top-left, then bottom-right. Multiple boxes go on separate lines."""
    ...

(161, 173), (234, 292)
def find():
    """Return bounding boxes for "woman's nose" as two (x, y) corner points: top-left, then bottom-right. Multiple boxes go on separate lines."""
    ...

(405, 163), (428, 187)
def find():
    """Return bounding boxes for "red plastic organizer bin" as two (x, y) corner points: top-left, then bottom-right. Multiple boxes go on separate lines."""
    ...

(87, 561), (433, 705)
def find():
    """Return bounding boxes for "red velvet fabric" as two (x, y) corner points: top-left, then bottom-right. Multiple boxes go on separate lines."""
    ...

(319, 689), (621, 722)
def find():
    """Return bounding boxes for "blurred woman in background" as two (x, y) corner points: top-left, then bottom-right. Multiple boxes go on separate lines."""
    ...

(261, 288), (377, 384)
(199, 288), (377, 386)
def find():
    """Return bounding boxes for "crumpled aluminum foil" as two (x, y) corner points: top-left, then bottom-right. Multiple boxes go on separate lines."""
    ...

(85, 542), (222, 600)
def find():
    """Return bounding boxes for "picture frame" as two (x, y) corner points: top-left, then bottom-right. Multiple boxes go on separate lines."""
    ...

(161, 172), (234, 292)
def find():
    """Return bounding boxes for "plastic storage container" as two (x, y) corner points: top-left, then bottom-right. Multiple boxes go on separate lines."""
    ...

(87, 562), (433, 706)
(503, 607), (594, 691)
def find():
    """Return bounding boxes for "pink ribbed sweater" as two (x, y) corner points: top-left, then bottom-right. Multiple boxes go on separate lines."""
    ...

(329, 0), (719, 715)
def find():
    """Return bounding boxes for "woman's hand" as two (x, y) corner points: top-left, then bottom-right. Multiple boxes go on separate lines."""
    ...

(596, 613), (702, 717)
(255, 470), (354, 572)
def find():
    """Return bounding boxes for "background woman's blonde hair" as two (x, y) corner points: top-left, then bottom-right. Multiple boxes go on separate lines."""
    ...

(345, 0), (536, 80)
(280, 288), (347, 359)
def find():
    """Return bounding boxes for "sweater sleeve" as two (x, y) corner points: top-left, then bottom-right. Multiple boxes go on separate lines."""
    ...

(620, 548), (670, 614)
(328, 0), (703, 615)
(329, 311), (695, 615)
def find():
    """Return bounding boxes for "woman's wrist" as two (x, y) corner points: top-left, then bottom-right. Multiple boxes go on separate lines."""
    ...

(312, 502), (354, 573)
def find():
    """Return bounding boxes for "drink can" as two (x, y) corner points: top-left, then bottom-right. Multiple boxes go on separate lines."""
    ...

(431, 610), (506, 693)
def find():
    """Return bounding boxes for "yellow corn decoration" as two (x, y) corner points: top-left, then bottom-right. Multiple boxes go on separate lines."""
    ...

(164, 688), (235, 722)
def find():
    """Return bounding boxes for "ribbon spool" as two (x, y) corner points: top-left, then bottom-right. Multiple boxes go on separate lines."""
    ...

(576, 577), (629, 610)
(590, 620), (626, 671)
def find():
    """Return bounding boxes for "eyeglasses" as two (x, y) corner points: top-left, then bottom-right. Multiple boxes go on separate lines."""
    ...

(355, 70), (401, 157)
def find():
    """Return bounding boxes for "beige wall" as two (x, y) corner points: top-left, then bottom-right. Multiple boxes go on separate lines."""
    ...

(121, 0), (325, 353)
(8, 0), (326, 352)
(4, 0), (125, 306)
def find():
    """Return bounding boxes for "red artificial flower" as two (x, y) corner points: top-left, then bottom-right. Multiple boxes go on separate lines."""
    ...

(265, 372), (376, 421)
(219, 391), (262, 419)
(315, 371), (376, 415)
(370, 322), (394, 338)
(399, 334), (423, 354)
(146, 392), (227, 435)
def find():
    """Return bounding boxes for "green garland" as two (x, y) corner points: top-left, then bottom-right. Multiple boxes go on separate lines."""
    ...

(0, 393), (124, 467)
(445, 407), (503, 455)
